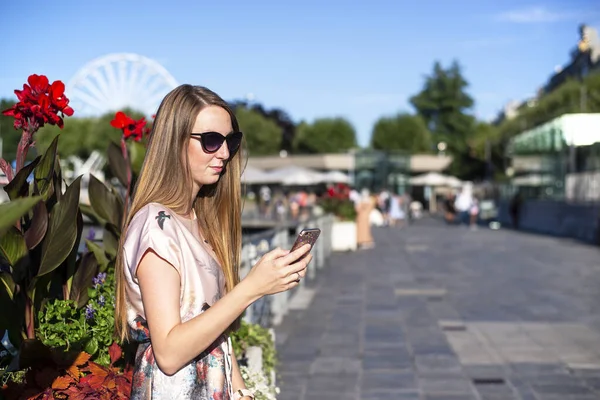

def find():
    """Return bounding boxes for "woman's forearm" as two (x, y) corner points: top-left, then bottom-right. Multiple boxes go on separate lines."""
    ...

(155, 280), (259, 375)
(231, 346), (247, 392)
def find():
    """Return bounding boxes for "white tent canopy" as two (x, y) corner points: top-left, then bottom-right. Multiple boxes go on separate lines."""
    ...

(409, 172), (462, 187)
(322, 170), (349, 183)
(241, 166), (277, 184)
(265, 166), (326, 186)
(242, 165), (350, 186)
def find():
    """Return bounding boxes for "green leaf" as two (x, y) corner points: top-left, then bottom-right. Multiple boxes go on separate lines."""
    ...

(63, 210), (84, 299)
(52, 154), (63, 203)
(0, 272), (16, 300)
(0, 227), (28, 267)
(24, 201), (48, 249)
(84, 337), (99, 355)
(128, 140), (146, 176)
(88, 174), (123, 232)
(3, 156), (41, 200)
(79, 203), (106, 226)
(107, 141), (129, 187)
(85, 240), (109, 269)
(0, 196), (43, 237)
(37, 177), (82, 277)
(102, 226), (119, 258)
(70, 252), (99, 308)
(34, 135), (59, 200)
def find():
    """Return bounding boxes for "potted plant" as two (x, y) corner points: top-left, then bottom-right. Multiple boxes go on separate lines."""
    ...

(319, 183), (357, 251)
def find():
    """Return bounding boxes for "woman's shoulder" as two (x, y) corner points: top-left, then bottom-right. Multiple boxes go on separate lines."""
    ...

(127, 203), (178, 238)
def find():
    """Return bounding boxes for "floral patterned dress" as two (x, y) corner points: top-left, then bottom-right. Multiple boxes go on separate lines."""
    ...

(122, 203), (233, 399)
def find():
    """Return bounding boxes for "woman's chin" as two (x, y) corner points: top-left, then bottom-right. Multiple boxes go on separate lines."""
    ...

(200, 175), (221, 185)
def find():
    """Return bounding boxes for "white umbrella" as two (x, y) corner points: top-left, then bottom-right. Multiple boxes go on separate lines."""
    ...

(266, 166), (326, 186)
(409, 172), (462, 187)
(241, 166), (276, 184)
(322, 170), (349, 183)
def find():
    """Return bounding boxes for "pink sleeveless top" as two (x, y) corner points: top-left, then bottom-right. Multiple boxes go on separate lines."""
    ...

(122, 203), (233, 399)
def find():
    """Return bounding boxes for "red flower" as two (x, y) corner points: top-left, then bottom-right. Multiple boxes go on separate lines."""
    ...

(2, 74), (74, 131)
(110, 111), (147, 142)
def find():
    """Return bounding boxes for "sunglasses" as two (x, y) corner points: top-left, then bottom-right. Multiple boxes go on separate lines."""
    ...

(190, 131), (243, 155)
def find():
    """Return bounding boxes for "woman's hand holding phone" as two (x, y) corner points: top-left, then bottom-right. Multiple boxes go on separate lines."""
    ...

(244, 244), (312, 298)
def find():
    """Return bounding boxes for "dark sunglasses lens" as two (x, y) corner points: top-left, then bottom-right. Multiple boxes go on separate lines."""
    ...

(202, 132), (226, 152)
(227, 132), (243, 153)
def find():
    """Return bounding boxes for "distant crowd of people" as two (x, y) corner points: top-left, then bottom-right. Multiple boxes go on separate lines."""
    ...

(250, 185), (418, 250)
(253, 185), (319, 221)
(349, 187), (415, 250)
(442, 187), (481, 230)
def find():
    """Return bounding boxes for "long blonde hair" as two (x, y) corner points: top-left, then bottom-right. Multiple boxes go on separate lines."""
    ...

(115, 85), (244, 341)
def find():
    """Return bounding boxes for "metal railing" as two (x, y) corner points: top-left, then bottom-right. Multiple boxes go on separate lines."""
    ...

(239, 214), (335, 327)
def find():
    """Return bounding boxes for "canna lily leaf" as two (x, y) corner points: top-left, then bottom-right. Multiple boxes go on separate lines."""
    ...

(37, 177), (82, 277)
(24, 200), (48, 249)
(34, 135), (59, 200)
(0, 227), (28, 268)
(3, 156), (40, 200)
(70, 252), (99, 308)
(107, 141), (128, 187)
(88, 174), (123, 232)
(0, 196), (43, 237)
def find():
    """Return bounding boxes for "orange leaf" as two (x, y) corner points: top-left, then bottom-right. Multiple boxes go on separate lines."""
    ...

(108, 342), (122, 365)
(73, 351), (92, 366)
(66, 352), (91, 379)
(86, 362), (109, 377)
(51, 375), (74, 390)
(80, 362), (109, 388)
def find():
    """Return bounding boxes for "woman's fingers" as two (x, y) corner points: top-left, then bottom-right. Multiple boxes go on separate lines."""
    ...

(285, 271), (301, 285)
(281, 244), (311, 264)
(262, 247), (289, 262)
(280, 254), (312, 279)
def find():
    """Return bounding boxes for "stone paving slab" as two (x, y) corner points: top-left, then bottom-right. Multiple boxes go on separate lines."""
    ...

(274, 219), (600, 399)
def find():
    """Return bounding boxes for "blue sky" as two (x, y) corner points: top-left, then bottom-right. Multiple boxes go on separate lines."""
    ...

(1, 0), (598, 146)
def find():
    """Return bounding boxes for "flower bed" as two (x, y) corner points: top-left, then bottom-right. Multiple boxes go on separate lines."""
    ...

(319, 183), (357, 222)
(0, 74), (280, 398)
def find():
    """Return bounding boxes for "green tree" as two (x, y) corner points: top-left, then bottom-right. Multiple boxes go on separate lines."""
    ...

(36, 108), (145, 159)
(293, 117), (357, 154)
(410, 61), (475, 152)
(497, 73), (600, 140)
(230, 100), (296, 152)
(460, 121), (505, 180)
(409, 61), (477, 178)
(235, 107), (282, 156)
(371, 113), (432, 153)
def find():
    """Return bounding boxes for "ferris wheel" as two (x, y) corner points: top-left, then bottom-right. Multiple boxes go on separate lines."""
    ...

(66, 53), (179, 117)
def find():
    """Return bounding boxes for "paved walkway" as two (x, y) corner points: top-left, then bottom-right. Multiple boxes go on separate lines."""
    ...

(274, 219), (600, 400)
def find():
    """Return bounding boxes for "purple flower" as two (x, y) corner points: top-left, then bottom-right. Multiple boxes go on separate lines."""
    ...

(98, 294), (105, 307)
(86, 228), (96, 241)
(92, 272), (107, 289)
(85, 304), (95, 320)
(82, 228), (97, 253)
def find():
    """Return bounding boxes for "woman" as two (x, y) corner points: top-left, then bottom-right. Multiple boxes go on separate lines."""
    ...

(356, 189), (376, 249)
(114, 85), (312, 399)
(388, 193), (405, 228)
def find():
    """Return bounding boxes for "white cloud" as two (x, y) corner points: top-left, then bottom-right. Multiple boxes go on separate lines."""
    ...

(496, 6), (574, 23)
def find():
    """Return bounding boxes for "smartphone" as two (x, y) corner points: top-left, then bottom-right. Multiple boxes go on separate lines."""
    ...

(290, 228), (321, 254)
